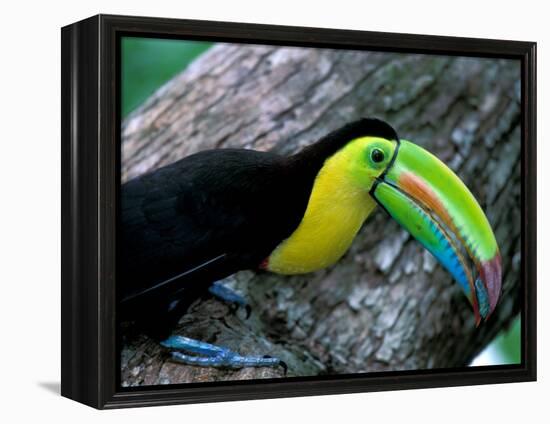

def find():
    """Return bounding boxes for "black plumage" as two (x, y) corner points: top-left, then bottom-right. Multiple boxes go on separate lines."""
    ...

(119, 118), (398, 340)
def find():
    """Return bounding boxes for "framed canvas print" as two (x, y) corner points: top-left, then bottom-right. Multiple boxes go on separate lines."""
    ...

(61, 14), (536, 409)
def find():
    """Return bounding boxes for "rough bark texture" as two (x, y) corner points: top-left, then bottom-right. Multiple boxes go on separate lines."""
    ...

(120, 45), (522, 386)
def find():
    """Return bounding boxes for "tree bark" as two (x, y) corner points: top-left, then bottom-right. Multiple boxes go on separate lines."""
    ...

(120, 44), (522, 386)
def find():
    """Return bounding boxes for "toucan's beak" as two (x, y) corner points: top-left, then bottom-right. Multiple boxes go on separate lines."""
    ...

(371, 140), (501, 325)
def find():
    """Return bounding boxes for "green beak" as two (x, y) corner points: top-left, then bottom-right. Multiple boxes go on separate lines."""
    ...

(371, 140), (502, 324)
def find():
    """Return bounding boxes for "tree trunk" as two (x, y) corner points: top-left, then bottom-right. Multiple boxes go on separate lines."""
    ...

(120, 44), (522, 386)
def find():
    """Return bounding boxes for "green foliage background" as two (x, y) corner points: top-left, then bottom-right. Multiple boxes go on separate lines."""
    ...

(121, 37), (212, 118)
(491, 316), (521, 364)
(121, 37), (521, 366)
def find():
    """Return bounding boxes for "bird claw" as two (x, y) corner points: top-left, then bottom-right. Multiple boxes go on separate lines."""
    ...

(209, 279), (252, 319)
(161, 335), (286, 372)
(264, 355), (288, 375)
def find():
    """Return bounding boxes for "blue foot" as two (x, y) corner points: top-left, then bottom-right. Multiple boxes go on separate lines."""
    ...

(209, 279), (251, 318)
(161, 335), (286, 372)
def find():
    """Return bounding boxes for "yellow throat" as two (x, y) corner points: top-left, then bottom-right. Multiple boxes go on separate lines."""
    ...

(266, 138), (378, 274)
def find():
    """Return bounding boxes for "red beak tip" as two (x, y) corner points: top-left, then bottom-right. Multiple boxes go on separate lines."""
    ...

(479, 253), (503, 319)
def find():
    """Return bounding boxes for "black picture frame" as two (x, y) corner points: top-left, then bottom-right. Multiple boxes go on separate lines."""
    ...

(61, 14), (537, 409)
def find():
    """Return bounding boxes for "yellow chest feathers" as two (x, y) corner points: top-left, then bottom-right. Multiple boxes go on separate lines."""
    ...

(266, 146), (377, 275)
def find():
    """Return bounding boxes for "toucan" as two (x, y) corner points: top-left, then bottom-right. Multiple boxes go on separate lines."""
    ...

(120, 118), (501, 371)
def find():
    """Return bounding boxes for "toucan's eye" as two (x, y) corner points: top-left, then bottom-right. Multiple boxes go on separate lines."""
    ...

(371, 148), (385, 163)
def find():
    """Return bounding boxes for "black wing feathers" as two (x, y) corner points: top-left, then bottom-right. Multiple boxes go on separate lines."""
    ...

(120, 149), (311, 311)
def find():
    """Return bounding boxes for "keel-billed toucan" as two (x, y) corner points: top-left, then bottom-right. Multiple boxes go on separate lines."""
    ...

(121, 118), (501, 370)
